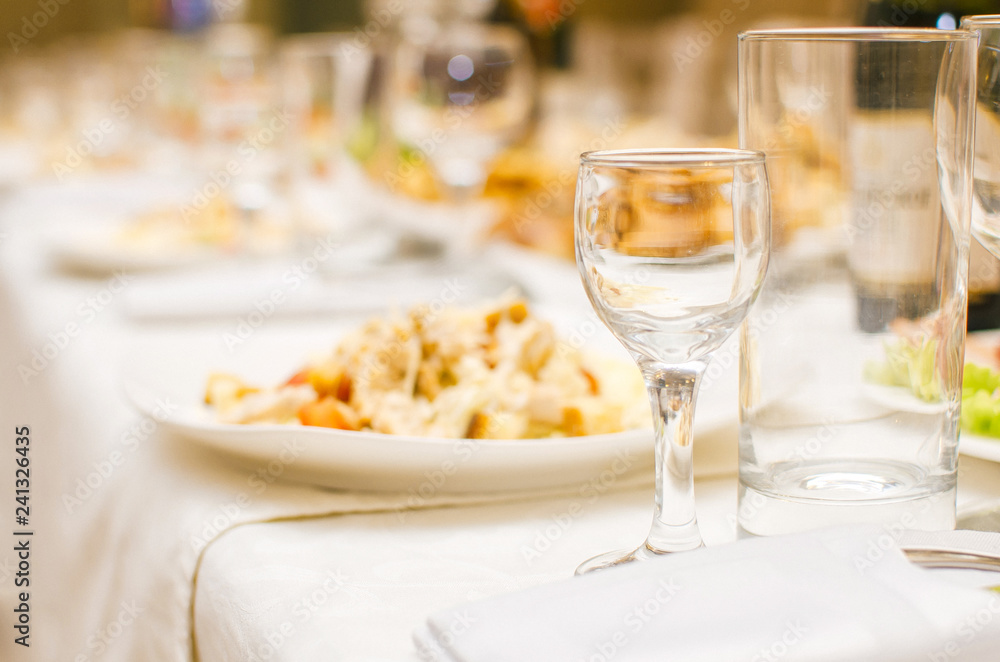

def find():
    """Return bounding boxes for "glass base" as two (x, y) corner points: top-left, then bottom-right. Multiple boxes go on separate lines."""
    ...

(738, 461), (956, 538)
(575, 537), (705, 576)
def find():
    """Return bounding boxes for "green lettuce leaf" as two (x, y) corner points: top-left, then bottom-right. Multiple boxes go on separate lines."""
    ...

(962, 363), (1000, 438)
(863, 336), (941, 402)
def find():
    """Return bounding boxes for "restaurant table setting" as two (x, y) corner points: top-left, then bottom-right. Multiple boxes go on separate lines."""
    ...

(6, 7), (1000, 662)
(0, 170), (749, 661)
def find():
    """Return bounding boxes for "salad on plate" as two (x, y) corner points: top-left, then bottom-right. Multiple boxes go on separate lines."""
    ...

(205, 295), (648, 440)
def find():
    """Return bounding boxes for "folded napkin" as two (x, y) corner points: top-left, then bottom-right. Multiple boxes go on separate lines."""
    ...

(414, 527), (1000, 662)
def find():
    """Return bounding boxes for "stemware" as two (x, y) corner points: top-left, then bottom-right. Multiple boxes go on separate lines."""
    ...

(389, 20), (534, 202)
(574, 149), (770, 573)
(961, 16), (1000, 258)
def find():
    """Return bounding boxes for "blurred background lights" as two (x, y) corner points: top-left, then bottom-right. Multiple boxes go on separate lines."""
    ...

(447, 54), (475, 82)
(936, 12), (957, 29)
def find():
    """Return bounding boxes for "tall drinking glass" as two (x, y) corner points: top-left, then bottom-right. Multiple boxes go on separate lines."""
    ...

(279, 33), (375, 238)
(575, 149), (770, 572)
(738, 29), (976, 536)
(197, 24), (280, 220)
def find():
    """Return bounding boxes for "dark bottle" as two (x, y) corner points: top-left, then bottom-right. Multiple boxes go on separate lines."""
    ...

(862, 0), (998, 30)
(850, 36), (946, 333)
(861, 0), (1000, 332)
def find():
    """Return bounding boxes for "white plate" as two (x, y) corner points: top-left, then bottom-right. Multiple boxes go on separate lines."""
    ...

(960, 433), (1000, 464)
(861, 383), (950, 415)
(122, 312), (739, 494)
(32, 175), (229, 275)
(44, 199), (290, 276)
(49, 224), (221, 275)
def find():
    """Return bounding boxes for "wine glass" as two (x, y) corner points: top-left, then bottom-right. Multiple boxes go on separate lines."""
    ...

(390, 21), (533, 200)
(961, 16), (1000, 259)
(574, 149), (770, 573)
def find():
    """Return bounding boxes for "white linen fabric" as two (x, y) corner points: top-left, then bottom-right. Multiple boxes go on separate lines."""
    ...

(188, 463), (1000, 661)
(413, 527), (1000, 662)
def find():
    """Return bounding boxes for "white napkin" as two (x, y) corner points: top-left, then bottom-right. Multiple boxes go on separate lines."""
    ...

(414, 527), (1000, 662)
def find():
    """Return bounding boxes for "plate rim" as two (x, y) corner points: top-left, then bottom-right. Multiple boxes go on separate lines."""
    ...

(120, 306), (738, 491)
(960, 431), (1000, 463)
(126, 376), (656, 451)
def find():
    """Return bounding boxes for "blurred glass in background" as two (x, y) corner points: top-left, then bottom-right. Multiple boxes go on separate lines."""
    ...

(0, 0), (973, 267)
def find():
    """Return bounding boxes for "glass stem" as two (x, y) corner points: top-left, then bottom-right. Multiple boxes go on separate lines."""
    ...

(640, 358), (708, 554)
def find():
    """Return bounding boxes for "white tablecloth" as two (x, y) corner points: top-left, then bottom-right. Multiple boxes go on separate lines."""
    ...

(1, 176), (999, 662)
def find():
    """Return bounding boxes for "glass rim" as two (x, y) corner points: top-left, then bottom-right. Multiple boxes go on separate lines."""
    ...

(739, 27), (976, 42)
(579, 148), (765, 168)
(961, 15), (1000, 28)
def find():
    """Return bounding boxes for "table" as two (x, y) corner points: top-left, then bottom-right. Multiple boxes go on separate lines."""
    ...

(1, 175), (999, 662)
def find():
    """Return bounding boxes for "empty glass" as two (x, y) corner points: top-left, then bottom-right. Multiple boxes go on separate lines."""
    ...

(389, 20), (534, 201)
(197, 23), (281, 218)
(738, 29), (976, 536)
(279, 33), (376, 238)
(574, 149), (770, 572)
